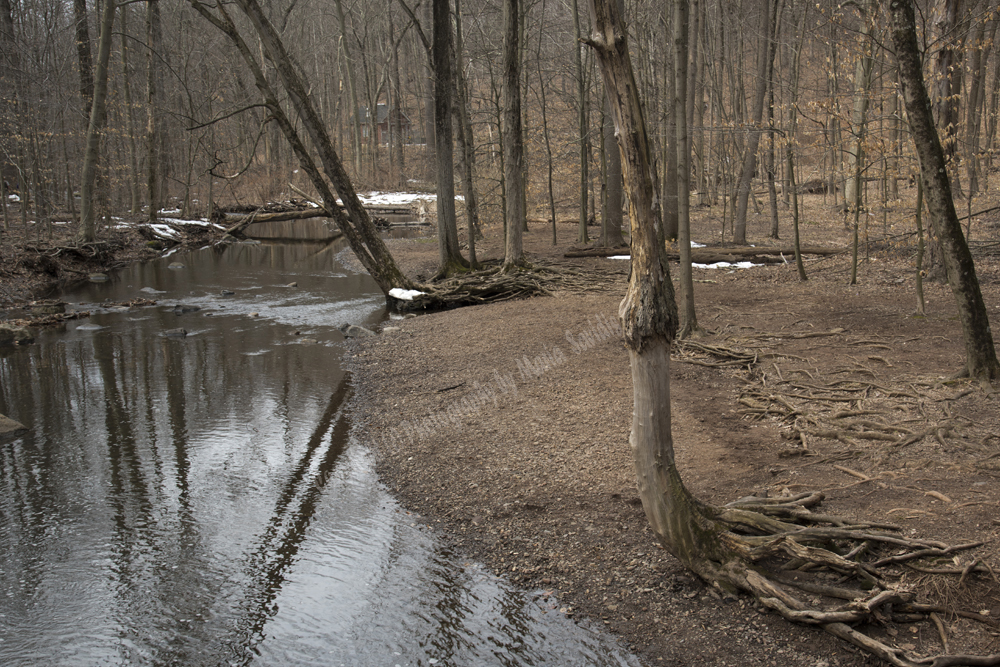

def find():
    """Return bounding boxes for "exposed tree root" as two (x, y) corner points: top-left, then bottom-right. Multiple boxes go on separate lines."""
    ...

(392, 259), (629, 310)
(686, 491), (1000, 666)
(658, 333), (1000, 664)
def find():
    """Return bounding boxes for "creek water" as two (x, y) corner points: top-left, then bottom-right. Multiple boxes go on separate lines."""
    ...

(0, 240), (640, 667)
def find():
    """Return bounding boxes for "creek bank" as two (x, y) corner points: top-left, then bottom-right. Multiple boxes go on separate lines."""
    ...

(348, 225), (1000, 665)
(347, 295), (865, 667)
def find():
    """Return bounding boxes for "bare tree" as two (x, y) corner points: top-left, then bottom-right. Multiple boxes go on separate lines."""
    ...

(502, 0), (526, 270)
(890, 0), (1000, 382)
(78, 0), (117, 242)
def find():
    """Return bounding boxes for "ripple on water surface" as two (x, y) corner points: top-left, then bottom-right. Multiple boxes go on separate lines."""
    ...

(0, 240), (640, 667)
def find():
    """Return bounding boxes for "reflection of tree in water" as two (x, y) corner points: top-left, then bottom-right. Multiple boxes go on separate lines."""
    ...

(219, 374), (353, 666)
(0, 344), (73, 604)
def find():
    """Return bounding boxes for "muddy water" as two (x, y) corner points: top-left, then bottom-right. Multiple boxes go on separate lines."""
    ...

(0, 241), (639, 666)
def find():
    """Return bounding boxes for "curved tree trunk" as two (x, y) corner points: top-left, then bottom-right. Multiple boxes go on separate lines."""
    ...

(585, 0), (724, 577)
(890, 0), (1000, 382)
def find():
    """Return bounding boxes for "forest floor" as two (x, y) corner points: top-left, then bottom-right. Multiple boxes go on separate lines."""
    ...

(348, 190), (1000, 666)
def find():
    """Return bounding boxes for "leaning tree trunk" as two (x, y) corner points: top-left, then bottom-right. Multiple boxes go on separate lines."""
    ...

(193, 0), (418, 296)
(890, 0), (1000, 382)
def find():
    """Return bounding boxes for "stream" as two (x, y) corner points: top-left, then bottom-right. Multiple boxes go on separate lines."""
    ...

(0, 239), (641, 666)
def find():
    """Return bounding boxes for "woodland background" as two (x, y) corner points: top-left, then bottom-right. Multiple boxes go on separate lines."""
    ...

(3, 0), (999, 250)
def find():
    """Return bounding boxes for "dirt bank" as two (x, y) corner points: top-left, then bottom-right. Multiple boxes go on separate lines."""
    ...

(349, 220), (1000, 666)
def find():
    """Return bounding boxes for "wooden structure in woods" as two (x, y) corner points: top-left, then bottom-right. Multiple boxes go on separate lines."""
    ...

(357, 104), (416, 145)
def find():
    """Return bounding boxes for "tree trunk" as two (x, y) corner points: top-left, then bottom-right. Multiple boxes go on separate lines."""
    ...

(191, 0), (417, 296)
(844, 0), (874, 212)
(145, 0), (163, 222)
(675, 0), (698, 337)
(890, 0), (1000, 382)
(390, 13), (406, 188)
(502, 0), (525, 270)
(120, 6), (142, 217)
(572, 0), (590, 244)
(78, 0), (116, 243)
(934, 0), (966, 197)
(454, 0), (480, 265)
(661, 7), (678, 241)
(586, 0), (727, 585)
(535, 0), (558, 246)
(787, 1), (807, 281)
(602, 94), (625, 247)
(334, 0), (363, 177)
(431, 0), (467, 275)
(73, 0), (94, 113)
(732, 0), (777, 245)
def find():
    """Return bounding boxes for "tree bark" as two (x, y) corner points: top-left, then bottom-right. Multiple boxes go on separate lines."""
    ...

(602, 93), (625, 247)
(675, 0), (698, 337)
(890, 0), (1000, 382)
(844, 0), (874, 212)
(145, 0), (164, 222)
(78, 0), (116, 243)
(502, 0), (525, 270)
(732, 0), (777, 245)
(586, 0), (732, 584)
(431, 0), (467, 275)
(333, 0), (363, 177)
(454, 0), (480, 265)
(572, 0), (590, 244)
(120, 6), (142, 217)
(73, 0), (94, 113)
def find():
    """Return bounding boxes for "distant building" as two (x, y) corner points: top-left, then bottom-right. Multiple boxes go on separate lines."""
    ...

(358, 104), (415, 145)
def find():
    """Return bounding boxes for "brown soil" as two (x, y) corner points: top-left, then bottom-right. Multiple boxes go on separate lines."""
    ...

(349, 198), (1000, 666)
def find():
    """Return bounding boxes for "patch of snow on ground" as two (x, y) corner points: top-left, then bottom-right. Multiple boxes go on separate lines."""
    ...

(148, 224), (180, 238)
(608, 255), (631, 260)
(356, 191), (463, 206)
(693, 261), (761, 270)
(389, 288), (425, 301)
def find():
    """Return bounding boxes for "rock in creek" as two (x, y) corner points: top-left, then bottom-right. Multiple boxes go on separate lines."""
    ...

(164, 328), (188, 337)
(0, 413), (28, 441)
(173, 304), (201, 315)
(339, 323), (375, 338)
(0, 323), (34, 346)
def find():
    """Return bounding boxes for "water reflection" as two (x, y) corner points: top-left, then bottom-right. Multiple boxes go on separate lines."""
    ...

(0, 241), (639, 666)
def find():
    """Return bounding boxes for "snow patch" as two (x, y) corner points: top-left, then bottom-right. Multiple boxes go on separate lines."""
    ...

(389, 288), (425, 301)
(693, 261), (761, 270)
